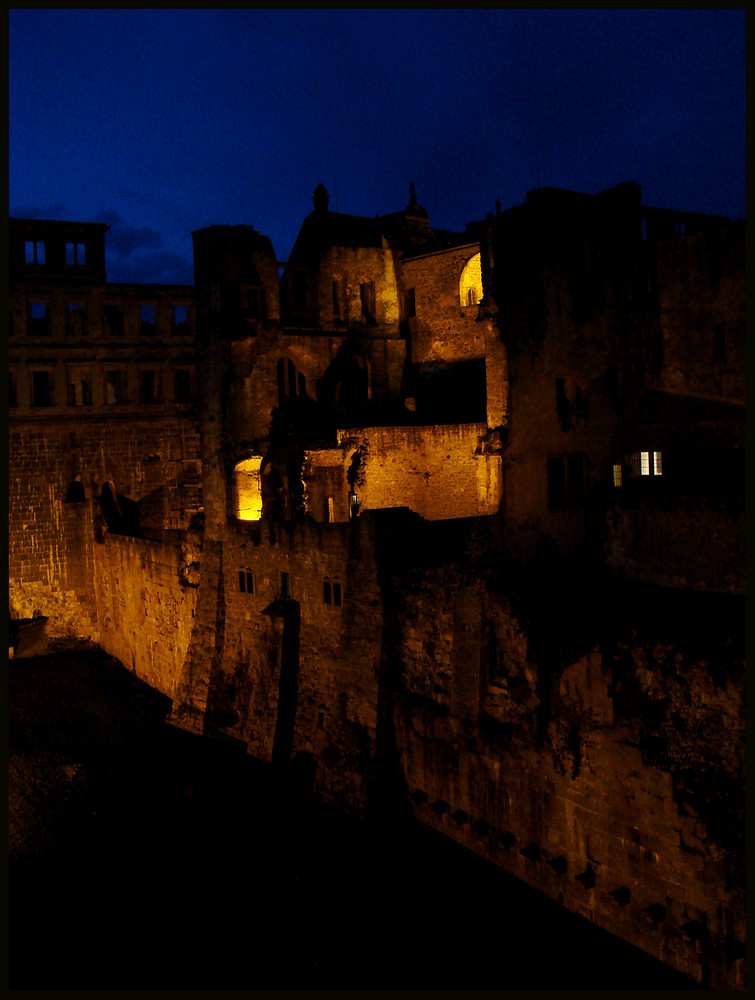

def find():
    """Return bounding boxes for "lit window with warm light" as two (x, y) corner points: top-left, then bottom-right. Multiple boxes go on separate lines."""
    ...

(234, 456), (263, 520)
(459, 252), (482, 307)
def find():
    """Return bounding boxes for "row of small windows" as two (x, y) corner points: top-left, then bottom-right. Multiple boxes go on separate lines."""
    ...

(23, 240), (88, 266)
(12, 302), (191, 338)
(9, 364), (195, 408)
(237, 569), (342, 606)
(548, 451), (663, 509)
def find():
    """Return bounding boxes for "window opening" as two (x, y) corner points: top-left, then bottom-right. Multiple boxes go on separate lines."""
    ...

(140, 369), (161, 404)
(174, 368), (194, 403)
(66, 367), (92, 406)
(29, 302), (50, 336)
(25, 240), (46, 264)
(548, 453), (587, 509)
(277, 357), (305, 406)
(326, 496), (335, 523)
(65, 303), (86, 337)
(332, 280), (341, 317)
(234, 457), (263, 521)
(140, 304), (156, 335)
(323, 579), (342, 606)
(280, 572), (290, 600)
(64, 478), (86, 503)
(360, 280), (376, 322)
(459, 252), (483, 307)
(173, 304), (189, 336)
(637, 451), (663, 477)
(239, 570), (254, 594)
(31, 370), (53, 407)
(104, 304), (124, 336)
(9, 371), (18, 408)
(65, 242), (86, 266)
(612, 464), (623, 488)
(105, 368), (126, 405)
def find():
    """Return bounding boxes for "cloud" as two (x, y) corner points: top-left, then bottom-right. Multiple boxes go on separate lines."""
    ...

(107, 250), (193, 286)
(105, 225), (165, 259)
(10, 203), (68, 220)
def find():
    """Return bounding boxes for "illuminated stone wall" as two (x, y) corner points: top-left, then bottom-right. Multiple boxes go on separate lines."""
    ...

(93, 531), (198, 700)
(400, 245), (486, 367)
(8, 416), (200, 634)
(335, 423), (502, 520)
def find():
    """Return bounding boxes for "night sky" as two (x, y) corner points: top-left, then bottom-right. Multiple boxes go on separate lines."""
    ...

(9, 9), (746, 285)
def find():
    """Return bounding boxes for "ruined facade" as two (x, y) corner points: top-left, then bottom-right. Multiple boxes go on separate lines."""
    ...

(8, 182), (745, 989)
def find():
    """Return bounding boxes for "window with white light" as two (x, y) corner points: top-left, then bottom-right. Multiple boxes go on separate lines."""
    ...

(639, 451), (663, 477)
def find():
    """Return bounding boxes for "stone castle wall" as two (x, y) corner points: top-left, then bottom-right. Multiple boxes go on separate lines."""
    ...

(74, 513), (744, 989)
(336, 423), (501, 520)
(9, 415), (200, 635)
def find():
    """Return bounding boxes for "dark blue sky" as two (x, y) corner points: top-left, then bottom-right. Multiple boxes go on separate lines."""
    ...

(9, 9), (746, 285)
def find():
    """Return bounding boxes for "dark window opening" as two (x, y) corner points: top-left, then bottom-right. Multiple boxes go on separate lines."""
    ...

(65, 479), (86, 503)
(65, 303), (86, 337)
(242, 286), (267, 322)
(317, 711), (325, 729)
(29, 302), (50, 336)
(175, 368), (194, 403)
(24, 240), (45, 265)
(67, 371), (92, 406)
(31, 370), (53, 407)
(239, 570), (254, 594)
(548, 453), (587, 510)
(487, 625), (504, 682)
(104, 304), (124, 336)
(332, 280), (341, 317)
(9, 371), (18, 407)
(360, 280), (376, 322)
(140, 304), (156, 336)
(323, 579), (342, 606)
(105, 369), (125, 405)
(140, 369), (161, 404)
(173, 304), (189, 336)
(567, 453), (585, 506)
(280, 572), (290, 600)
(277, 357), (305, 406)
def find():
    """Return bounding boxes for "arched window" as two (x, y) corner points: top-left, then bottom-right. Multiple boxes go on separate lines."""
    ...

(277, 357), (306, 406)
(459, 252), (483, 308)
